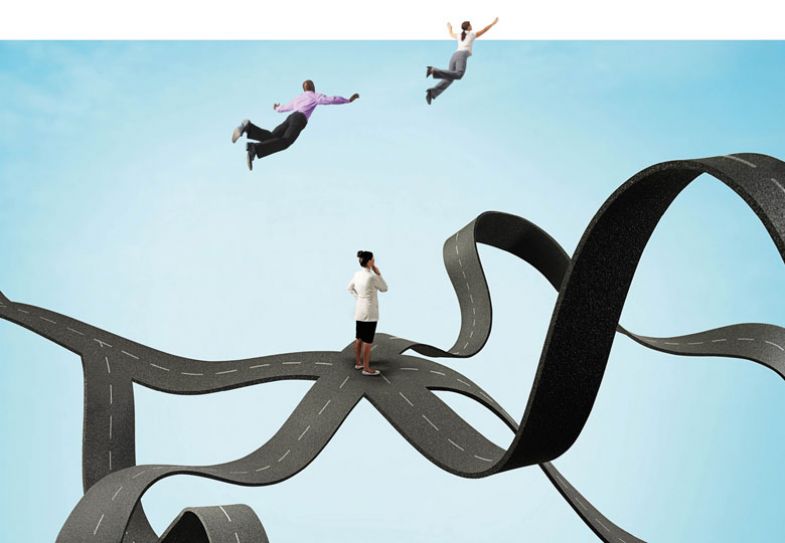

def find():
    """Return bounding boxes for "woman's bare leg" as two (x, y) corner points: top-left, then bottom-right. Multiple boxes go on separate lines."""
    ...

(363, 342), (373, 371)
(354, 339), (362, 367)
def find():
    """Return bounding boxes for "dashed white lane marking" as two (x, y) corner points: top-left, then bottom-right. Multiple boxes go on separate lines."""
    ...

(298, 425), (311, 441)
(282, 361), (302, 365)
(219, 505), (232, 522)
(111, 486), (123, 501)
(315, 362), (333, 366)
(109, 415), (113, 440)
(132, 470), (147, 479)
(456, 378), (472, 387)
(664, 342), (680, 345)
(229, 471), (248, 475)
(371, 345), (377, 351)
(234, 533), (241, 543)
(255, 465), (271, 472)
(463, 342), (470, 350)
(150, 363), (170, 372)
(93, 513), (105, 535)
(422, 414), (439, 431)
(429, 370), (446, 376)
(469, 294), (474, 304)
(93, 338), (112, 348)
(398, 392), (414, 407)
(687, 341), (704, 345)
(249, 363), (270, 369)
(737, 337), (754, 341)
(181, 372), (204, 376)
(339, 376), (350, 389)
(711, 338), (727, 343)
(17, 308), (29, 314)
(121, 350), (139, 360)
(318, 399), (331, 415)
(400, 367), (419, 371)
(723, 154), (757, 168)
(105, 356), (111, 374)
(108, 451), (112, 471)
(575, 496), (588, 510)
(67, 327), (84, 336)
(772, 178), (785, 193)
(381, 374), (391, 385)
(596, 518), (610, 532)
(278, 449), (291, 462)
(216, 369), (238, 374)
(474, 455), (493, 462)
(765, 340), (785, 351)
(39, 316), (57, 324)
(109, 384), (113, 405)
(447, 438), (465, 451)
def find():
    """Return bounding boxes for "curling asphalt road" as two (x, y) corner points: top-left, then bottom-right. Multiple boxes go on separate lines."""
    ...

(2, 152), (785, 542)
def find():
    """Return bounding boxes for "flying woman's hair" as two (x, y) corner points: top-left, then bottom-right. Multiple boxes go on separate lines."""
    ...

(357, 250), (373, 267)
(461, 21), (471, 41)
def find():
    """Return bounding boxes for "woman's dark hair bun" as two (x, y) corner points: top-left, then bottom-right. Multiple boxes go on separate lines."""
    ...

(357, 250), (374, 267)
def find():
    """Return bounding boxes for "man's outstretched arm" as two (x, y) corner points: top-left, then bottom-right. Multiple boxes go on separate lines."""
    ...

(316, 93), (360, 105)
(274, 99), (296, 112)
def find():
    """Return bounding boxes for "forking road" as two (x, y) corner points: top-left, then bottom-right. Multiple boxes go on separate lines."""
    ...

(2, 152), (785, 542)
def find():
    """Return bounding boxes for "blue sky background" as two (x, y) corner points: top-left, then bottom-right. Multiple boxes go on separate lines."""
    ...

(1, 41), (785, 541)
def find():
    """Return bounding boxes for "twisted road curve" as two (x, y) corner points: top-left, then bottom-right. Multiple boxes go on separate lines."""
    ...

(1, 153), (784, 542)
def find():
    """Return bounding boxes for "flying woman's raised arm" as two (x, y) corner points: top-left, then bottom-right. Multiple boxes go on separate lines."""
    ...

(446, 22), (457, 39)
(475, 16), (499, 38)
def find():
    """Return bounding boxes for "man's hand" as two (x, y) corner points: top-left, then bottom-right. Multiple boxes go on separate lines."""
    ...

(273, 103), (280, 110)
(350, 93), (360, 102)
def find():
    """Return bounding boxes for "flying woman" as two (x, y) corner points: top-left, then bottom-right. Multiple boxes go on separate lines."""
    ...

(425, 17), (499, 104)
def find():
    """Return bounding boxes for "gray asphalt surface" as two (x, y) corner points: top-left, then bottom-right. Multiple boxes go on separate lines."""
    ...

(1, 152), (784, 542)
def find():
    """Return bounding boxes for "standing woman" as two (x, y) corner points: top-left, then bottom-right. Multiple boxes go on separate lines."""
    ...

(425, 17), (499, 104)
(347, 251), (388, 376)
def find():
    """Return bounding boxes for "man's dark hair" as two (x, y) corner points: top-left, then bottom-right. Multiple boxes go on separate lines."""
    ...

(302, 80), (315, 92)
(357, 250), (373, 267)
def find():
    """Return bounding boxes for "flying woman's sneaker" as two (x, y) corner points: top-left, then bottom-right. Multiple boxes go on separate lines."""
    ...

(232, 119), (250, 143)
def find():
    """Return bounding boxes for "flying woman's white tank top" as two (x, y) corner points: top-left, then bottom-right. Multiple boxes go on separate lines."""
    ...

(456, 31), (477, 55)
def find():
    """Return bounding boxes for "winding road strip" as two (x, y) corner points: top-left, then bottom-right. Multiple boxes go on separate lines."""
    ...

(1, 152), (784, 542)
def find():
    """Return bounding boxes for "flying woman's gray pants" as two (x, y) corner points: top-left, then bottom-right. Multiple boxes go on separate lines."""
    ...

(428, 50), (470, 100)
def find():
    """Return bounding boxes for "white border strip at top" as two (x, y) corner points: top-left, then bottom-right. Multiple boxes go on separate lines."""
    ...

(2, 0), (785, 39)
